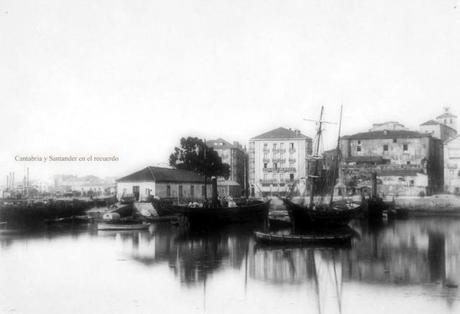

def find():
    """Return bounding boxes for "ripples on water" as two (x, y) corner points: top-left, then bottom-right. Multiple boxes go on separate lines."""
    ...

(0, 218), (459, 314)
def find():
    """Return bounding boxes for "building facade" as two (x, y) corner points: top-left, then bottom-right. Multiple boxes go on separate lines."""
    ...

(419, 108), (457, 142)
(444, 136), (460, 194)
(340, 122), (444, 196)
(248, 127), (312, 197)
(116, 166), (213, 202)
(207, 138), (247, 196)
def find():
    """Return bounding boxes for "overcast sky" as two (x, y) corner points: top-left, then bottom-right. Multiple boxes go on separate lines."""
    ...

(1, 0), (459, 184)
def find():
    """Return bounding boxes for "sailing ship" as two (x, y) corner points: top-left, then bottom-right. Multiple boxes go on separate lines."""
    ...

(283, 106), (362, 229)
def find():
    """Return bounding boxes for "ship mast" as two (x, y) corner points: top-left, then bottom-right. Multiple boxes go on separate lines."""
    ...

(329, 105), (343, 205)
(309, 106), (324, 208)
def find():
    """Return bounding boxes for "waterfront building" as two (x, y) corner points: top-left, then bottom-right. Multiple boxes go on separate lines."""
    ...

(419, 108), (457, 142)
(207, 138), (247, 197)
(340, 122), (444, 196)
(444, 135), (460, 194)
(248, 127), (312, 197)
(116, 166), (212, 202)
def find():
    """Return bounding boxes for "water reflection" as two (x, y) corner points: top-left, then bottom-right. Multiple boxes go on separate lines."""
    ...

(1, 218), (460, 313)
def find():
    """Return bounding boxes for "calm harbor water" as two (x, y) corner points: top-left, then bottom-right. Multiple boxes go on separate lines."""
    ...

(1, 217), (460, 314)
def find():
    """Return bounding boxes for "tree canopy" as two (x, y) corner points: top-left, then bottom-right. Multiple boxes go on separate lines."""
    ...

(169, 137), (230, 179)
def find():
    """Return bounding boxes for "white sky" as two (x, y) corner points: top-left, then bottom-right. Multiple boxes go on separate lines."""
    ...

(1, 0), (460, 184)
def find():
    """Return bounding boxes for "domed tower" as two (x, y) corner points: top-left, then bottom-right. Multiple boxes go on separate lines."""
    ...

(436, 107), (457, 132)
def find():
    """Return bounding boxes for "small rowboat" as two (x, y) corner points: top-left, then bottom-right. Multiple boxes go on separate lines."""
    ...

(254, 231), (352, 245)
(97, 222), (150, 231)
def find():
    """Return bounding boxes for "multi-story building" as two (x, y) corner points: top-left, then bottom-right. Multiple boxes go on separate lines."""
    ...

(248, 127), (312, 197)
(207, 138), (247, 197)
(340, 122), (444, 196)
(419, 108), (457, 142)
(444, 136), (460, 194)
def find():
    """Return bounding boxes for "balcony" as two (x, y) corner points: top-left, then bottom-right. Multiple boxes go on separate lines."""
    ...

(263, 149), (270, 153)
(289, 148), (296, 154)
(272, 158), (286, 163)
(259, 179), (295, 186)
(262, 167), (296, 173)
(263, 158), (270, 163)
(288, 158), (296, 163)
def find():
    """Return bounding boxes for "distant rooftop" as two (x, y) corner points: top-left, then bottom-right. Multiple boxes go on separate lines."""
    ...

(251, 127), (311, 140)
(436, 112), (457, 119)
(116, 167), (205, 183)
(207, 138), (241, 149)
(342, 129), (431, 140)
(420, 119), (440, 126)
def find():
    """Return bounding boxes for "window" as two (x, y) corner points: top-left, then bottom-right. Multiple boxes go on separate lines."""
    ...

(393, 138), (397, 143)
(290, 173), (294, 181)
(357, 146), (361, 152)
(357, 140), (361, 144)
(179, 185), (183, 198)
(410, 180), (414, 186)
(166, 185), (171, 197)
(201, 185), (206, 197)
(407, 161), (411, 165)
(190, 185), (194, 198)
(280, 143), (284, 149)
(264, 163), (267, 168)
(290, 143), (294, 149)
(274, 163), (278, 169)
(383, 144), (388, 152)
(403, 144), (408, 151)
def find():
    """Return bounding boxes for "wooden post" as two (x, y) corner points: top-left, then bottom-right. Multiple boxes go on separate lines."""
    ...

(371, 172), (378, 198)
(211, 177), (218, 207)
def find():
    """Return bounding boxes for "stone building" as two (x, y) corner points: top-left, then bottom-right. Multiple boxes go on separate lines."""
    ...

(444, 135), (460, 194)
(340, 122), (444, 196)
(419, 108), (457, 142)
(248, 127), (312, 197)
(116, 166), (212, 202)
(207, 138), (247, 197)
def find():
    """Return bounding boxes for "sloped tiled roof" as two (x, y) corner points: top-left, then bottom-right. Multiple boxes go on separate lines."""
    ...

(116, 167), (205, 183)
(251, 127), (311, 140)
(377, 169), (423, 177)
(420, 119), (440, 126)
(342, 130), (429, 140)
(436, 112), (456, 119)
(344, 156), (389, 164)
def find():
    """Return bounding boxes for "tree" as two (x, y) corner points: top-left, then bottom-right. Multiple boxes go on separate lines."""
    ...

(169, 137), (230, 179)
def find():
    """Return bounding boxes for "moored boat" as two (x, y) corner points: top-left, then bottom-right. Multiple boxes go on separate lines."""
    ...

(97, 221), (150, 231)
(283, 199), (361, 228)
(254, 230), (352, 245)
(177, 199), (270, 227)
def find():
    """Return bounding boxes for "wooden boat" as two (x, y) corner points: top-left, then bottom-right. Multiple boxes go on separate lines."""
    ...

(284, 199), (361, 228)
(97, 222), (150, 230)
(254, 230), (352, 245)
(283, 106), (362, 229)
(177, 199), (270, 227)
